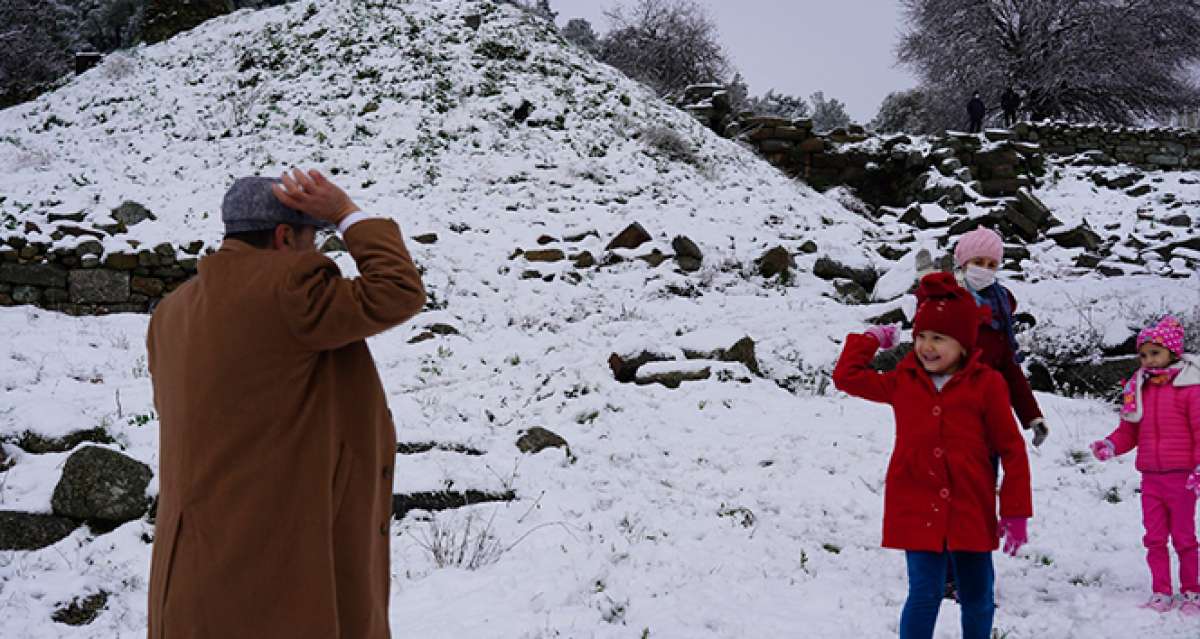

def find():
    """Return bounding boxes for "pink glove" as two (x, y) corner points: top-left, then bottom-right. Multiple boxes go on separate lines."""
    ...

(864, 325), (899, 350)
(1090, 439), (1115, 461)
(1186, 466), (1200, 497)
(999, 517), (1028, 556)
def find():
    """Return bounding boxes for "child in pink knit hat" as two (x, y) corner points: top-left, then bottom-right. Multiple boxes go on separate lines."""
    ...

(951, 227), (1049, 448)
(1092, 316), (1200, 614)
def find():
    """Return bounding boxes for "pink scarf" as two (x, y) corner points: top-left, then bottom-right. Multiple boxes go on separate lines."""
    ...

(1121, 367), (1182, 422)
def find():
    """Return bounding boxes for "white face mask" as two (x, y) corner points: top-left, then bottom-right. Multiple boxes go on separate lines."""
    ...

(964, 264), (998, 290)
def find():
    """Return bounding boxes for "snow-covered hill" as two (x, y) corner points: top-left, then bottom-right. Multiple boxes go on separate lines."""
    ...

(1, 0), (1199, 637)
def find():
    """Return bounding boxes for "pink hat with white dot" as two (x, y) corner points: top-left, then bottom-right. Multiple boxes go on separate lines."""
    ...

(1137, 315), (1185, 358)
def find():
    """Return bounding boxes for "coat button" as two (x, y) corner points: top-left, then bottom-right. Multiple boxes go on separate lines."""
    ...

(933, 448), (944, 458)
(939, 488), (950, 499)
(932, 406), (942, 416)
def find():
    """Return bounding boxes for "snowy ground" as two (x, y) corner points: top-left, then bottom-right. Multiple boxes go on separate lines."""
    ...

(2, 0), (1200, 637)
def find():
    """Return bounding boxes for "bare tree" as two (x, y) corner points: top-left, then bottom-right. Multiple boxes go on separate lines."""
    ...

(809, 91), (852, 131)
(898, 0), (1200, 128)
(599, 0), (732, 97)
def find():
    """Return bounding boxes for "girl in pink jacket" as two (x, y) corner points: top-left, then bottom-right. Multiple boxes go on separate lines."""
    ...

(1092, 316), (1200, 614)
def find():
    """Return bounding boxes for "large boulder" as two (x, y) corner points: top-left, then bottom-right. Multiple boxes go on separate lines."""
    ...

(813, 257), (879, 290)
(51, 446), (153, 523)
(52, 591), (109, 626)
(111, 202), (156, 227)
(0, 511), (79, 550)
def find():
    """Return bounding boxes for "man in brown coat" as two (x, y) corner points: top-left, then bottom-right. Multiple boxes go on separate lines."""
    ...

(146, 169), (425, 638)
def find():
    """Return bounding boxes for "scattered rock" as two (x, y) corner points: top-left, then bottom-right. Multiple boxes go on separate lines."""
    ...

(638, 249), (668, 267)
(0, 511), (79, 551)
(756, 246), (794, 279)
(636, 363), (712, 389)
(512, 100), (534, 123)
(812, 257), (878, 290)
(51, 446), (153, 523)
(605, 222), (652, 251)
(867, 308), (908, 326)
(536, 234), (558, 245)
(523, 249), (565, 262)
(393, 490), (515, 520)
(396, 441), (486, 456)
(607, 351), (674, 383)
(1048, 223), (1102, 252)
(6, 427), (115, 454)
(799, 240), (819, 254)
(832, 278), (870, 304)
(572, 251), (596, 268)
(1125, 184), (1152, 198)
(320, 236), (347, 253)
(408, 332), (435, 344)
(411, 233), (438, 245)
(672, 236), (703, 272)
(52, 591), (109, 626)
(111, 202), (155, 227)
(681, 335), (761, 376)
(515, 427), (570, 456)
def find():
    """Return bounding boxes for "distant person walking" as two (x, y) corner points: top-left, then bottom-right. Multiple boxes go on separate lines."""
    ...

(967, 92), (986, 133)
(1000, 88), (1021, 127)
(146, 169), (426, 639)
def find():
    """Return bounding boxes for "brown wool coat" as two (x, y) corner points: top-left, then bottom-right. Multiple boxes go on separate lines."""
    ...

(146, 219), (425, 639)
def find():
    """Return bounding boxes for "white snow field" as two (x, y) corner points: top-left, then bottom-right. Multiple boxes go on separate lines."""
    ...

(1, 0), (1199, 637)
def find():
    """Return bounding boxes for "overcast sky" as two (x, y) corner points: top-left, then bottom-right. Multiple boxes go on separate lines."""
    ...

(546, 0), (920, 122)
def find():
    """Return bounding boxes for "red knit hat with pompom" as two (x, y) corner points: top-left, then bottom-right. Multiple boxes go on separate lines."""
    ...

(913, 272), (991, 353)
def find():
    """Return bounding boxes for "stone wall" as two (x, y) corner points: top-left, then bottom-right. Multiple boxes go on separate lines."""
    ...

(1014, 122), (1200, 170)
(0, 208), (203, 315)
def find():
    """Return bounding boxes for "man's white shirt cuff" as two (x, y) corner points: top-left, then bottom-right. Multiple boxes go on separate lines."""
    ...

(337, 211), (372, 234)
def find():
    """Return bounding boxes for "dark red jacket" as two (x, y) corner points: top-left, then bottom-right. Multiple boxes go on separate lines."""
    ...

(975, 289), (1043, 428)
(833, 334), (1033, 552)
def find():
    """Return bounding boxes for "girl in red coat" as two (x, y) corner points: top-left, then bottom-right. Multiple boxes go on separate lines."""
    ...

(833, 273), (1033, 639)
(1091, 316), (1200, 614)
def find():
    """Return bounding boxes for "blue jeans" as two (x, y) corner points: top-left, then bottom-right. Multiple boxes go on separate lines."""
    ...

(901, 550), (994, 639)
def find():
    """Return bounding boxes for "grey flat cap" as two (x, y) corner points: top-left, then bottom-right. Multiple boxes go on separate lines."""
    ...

(221, 176), (335, 233)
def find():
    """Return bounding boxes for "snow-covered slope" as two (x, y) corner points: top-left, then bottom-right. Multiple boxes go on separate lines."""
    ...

(1, 1), (1199, 637)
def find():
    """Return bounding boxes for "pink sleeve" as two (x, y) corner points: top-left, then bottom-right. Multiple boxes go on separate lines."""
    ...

(1106, 420), (1139, 456)
(1190, 388), (1200, 467)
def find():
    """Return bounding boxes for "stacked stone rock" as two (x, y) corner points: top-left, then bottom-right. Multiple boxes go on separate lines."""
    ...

(0, 202), (204, 315)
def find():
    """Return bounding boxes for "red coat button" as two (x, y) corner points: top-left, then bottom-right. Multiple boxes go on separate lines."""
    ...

(933, 448), (944, 458)
(939, 488), (950, 499)
(932, 406), (942, 416)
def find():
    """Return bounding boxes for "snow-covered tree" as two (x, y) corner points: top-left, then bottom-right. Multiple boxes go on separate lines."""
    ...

(870, 88), (935, 134)
(561, 18), (600, 55)
(743, 90), (810, 120)
(809, 91), (851, 131)
(897, 0), (1200, 127)
(0, 1), (79, 107)
(599, 0), (731, 97)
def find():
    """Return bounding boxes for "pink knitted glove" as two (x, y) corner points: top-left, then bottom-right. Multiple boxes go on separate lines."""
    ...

(1186, 466), (1200, 497)
(864, 325), (899, 350)
(999, 517), (1028, 556)
(1090, 439), (1115, 462)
